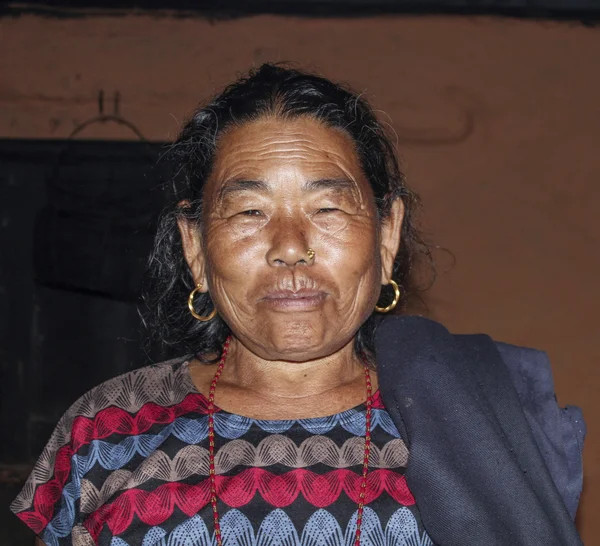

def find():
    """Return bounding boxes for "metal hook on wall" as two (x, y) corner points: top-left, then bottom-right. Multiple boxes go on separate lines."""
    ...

(67, 90), (146, 141)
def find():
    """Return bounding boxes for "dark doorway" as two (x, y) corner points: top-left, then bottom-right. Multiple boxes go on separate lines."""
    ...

(0, 138), (169, 465)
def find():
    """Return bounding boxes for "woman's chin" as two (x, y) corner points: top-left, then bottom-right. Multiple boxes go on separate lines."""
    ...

(243, 322), (352, 362)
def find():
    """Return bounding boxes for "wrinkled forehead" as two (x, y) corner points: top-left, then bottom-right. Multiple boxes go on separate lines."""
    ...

(204, 116), (371, 198)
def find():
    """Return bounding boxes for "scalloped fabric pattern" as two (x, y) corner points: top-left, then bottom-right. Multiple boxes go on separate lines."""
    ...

(12, 359), (431, 546)
(105, 507), (433, 546)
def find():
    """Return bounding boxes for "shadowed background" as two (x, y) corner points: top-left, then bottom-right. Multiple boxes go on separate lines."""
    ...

(1, 4), (598, 544)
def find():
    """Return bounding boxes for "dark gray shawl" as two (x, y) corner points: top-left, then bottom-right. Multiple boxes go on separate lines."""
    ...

(375, 316), (585, 546)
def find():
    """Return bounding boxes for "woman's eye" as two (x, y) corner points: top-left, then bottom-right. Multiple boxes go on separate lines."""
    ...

(240, 209), (263, 216)
(317, 208), (340, 214)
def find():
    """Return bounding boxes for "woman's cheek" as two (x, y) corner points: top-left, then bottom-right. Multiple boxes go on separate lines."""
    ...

(320, 218), (377, 256)
(312, 214), (349, 234)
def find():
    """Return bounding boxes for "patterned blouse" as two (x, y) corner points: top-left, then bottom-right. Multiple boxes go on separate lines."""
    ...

(11, 358), (433, 545)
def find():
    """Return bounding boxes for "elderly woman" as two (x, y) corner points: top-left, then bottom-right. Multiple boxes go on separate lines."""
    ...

(13, 65), (584, 546)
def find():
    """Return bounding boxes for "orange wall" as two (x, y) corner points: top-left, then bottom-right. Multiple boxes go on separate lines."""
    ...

(2, 13), (599, 541)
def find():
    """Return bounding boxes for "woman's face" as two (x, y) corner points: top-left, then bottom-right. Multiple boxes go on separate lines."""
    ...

(180, 116), (403, 362)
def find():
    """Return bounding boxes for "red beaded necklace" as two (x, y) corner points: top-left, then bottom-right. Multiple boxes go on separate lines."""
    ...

(206, 337), (374, 546)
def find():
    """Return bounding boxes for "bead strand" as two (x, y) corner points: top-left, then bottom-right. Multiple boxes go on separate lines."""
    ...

(354, 365), (373, 546)
(207, 337), (230, 546)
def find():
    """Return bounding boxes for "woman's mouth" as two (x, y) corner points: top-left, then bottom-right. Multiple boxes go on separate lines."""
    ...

(260, 289), (328, 311)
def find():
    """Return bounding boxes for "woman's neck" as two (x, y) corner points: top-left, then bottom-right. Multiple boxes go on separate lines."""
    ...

(189, 336), (377, 419)
(223, 336), (366, 400)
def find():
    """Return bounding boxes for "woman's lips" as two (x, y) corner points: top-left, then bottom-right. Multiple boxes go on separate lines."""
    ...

(260, 289), (327, 311)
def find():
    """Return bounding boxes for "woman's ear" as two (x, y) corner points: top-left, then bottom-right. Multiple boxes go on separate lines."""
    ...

(176, 204), (208, 292)
(379, 199), (405, 284)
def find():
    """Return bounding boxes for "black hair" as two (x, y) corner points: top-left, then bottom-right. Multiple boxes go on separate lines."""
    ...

(143, 63), (432, 362)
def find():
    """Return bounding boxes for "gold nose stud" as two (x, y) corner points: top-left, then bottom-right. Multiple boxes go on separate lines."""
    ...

(306, 248), (315, 261)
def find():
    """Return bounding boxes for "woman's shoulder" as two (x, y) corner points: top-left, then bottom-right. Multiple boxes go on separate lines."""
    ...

(10, 355), (195, 519)
(52, 355), (194, 440)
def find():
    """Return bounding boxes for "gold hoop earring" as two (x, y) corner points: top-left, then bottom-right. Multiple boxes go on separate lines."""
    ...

(188, 283), (217, 322)
(375, 279), (400, 313)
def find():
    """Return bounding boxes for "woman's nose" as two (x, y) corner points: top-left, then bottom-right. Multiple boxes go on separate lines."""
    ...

(266, 217), (312, 267)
